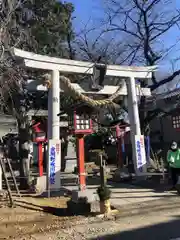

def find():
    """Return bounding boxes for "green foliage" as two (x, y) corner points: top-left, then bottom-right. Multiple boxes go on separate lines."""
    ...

(85, 128), (113, 150)
(1, 1), (75, 59)
(97, 186), (111, 201)
(0, 0), (75, 190)
(28, 0), (75, 57)
(0, 0), (75, 114)
(60, 95), (77, 113)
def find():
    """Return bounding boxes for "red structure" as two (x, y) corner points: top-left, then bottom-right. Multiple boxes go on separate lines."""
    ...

(116, 125), (123, 167)
(68, 111), (93, 191)
(115, 123), (130, 167)
(32, 119), (47, 177)
(69, 111), (93, 134)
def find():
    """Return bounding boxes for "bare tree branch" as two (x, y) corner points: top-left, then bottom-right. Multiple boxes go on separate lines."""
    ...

(97, 0), (180, 88)
(150, 69), (180, 91)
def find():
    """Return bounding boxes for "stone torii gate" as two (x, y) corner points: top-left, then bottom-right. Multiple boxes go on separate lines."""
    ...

(12, 48), (156, 191)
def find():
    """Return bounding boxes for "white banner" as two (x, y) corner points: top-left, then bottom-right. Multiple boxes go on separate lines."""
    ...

(135, 135), (146, 172)
(47, 139), (61, 192)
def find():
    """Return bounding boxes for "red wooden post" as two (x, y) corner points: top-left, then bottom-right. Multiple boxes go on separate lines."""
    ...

(38, 142), (43, 177)
(77, 134), (86, 191)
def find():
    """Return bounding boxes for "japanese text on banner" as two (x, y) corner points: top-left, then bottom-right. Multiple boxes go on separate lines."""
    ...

(135, 135), (146, 172)
(50, 146), (55, 185)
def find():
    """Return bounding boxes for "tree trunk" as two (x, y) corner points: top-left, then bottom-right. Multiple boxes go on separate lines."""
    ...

(18, 117), (31, 190)
(61, 137), (68, 172)
(139, 79), (150, 135)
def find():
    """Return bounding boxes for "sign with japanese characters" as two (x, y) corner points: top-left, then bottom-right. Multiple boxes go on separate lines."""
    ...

(48, 140), (61, 191)
(135, 135), (146, 172)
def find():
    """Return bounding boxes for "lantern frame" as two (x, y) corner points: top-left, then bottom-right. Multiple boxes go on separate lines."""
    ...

(68, 111), (93, 134)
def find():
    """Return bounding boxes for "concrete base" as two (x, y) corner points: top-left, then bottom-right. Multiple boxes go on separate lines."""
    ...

(32, 175), (47, 193)
(71, 189), (99, 203)
(113, 167), (131, 182)
(68, 189), (96, 215)
(67, 199), (91, 215)
(65, 158), (77, 173)
(32, 175), (61, 193)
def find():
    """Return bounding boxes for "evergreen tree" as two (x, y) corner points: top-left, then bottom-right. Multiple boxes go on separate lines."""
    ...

(0, 0), (75, 189)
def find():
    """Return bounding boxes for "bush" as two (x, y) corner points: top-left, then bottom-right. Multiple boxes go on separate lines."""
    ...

(97, 186), (111, 201)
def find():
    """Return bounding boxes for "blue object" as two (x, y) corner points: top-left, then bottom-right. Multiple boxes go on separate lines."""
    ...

(121, 138), (126, 165)
(50, 146), (56, 185)
(145, 136), (150, 163)
(136, 140), (143, 172)
(135, 79), (141, 85)
(122, 141), (125, 153)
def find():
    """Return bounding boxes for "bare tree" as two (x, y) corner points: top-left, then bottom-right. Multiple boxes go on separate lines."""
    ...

(76, 0), (180, 92)
(75, 22), (131, 64)
(100, 0), (180, 89)
(77, 0), (180, 134)
(75, 0), (180, 137)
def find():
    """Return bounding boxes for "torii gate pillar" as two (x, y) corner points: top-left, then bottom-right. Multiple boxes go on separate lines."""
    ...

(48, 70), (60, 140)
(127, 77), (146, 174)
(47, 70), (61, 194)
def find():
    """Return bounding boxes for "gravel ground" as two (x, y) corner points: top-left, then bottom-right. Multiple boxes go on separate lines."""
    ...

(0, 196), (86, 239)
(1, 195), (180, 240)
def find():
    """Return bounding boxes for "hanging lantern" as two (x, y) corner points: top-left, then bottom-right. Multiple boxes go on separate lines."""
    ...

(68, 111), (93, 134)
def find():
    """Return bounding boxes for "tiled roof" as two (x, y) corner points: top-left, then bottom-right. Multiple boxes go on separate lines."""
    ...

(145, 88), (180, 112)
(153, 88), (180, 100)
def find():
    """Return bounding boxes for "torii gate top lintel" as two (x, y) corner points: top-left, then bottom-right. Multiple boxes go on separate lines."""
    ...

(13, 48), (157, 78)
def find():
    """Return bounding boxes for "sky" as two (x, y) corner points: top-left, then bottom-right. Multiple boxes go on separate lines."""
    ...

(69, 0), (180, 76)
(70, 0), (180, 30)
(70, 0), (102, 31)
(70, 0), (97, 24)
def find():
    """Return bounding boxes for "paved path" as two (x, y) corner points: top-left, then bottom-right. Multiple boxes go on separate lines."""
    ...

(109, 182), (176, 207)
(62, 172), (176, 208)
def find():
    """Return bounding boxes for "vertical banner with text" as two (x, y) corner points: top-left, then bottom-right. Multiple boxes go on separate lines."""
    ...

(47, 139), (61, 193)
(135, 135), (147, 173)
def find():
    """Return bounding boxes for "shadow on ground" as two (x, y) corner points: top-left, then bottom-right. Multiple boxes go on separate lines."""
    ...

(15, 199), (73, 216)
(14, 197), (96, 217)
(90, 216), (180, 240)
